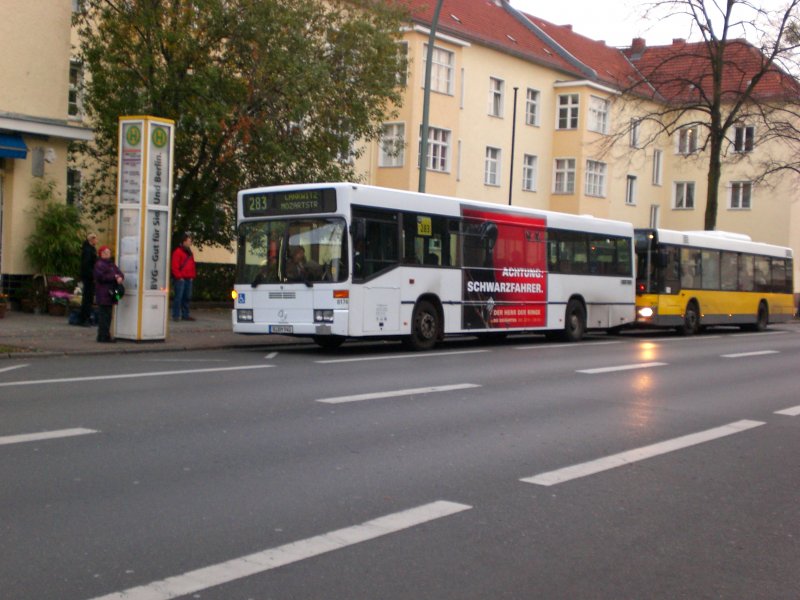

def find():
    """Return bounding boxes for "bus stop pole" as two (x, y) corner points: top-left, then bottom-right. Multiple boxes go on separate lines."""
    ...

(418, 0), (444, 194)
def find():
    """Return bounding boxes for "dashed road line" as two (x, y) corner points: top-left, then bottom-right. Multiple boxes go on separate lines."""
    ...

(0, 365), (274, 389)
(0, 364), (30, 374)
(316, 349), (489, 364)
(576, 362), (667, 375)
(317, 383), (480, 404)
(515, 341), (621, 351)
(521, 419), (765, 486)
(0, 428), (98, 446)
(775, 405), (800, 416)
(721, 350), (779, 359)
(88, 500), (472, 600)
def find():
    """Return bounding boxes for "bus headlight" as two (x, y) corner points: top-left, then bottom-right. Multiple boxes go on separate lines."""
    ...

(314, 309), (334, 323)
(237, 309), (254, 322)
(637, 307), (654, 319)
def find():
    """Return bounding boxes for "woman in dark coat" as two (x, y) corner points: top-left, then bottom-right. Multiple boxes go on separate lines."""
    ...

(93, 245), (124, 343)
(79, 232), (97, 325)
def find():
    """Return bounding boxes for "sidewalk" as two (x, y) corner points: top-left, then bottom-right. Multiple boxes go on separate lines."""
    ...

(0, 307), (304, 358)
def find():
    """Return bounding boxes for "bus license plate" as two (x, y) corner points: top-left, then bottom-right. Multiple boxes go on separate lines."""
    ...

(270, 325), (293, 334)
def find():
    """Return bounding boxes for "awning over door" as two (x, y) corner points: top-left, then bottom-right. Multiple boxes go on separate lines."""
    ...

(0, 133), (28, 159)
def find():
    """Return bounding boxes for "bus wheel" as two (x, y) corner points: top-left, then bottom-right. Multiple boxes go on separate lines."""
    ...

(313, 335), (345, 350)
(744, 301), (769, 332)
(404, 300), (439, 351)
(562, 299), (586, 342)
(678, 301), (700, 336)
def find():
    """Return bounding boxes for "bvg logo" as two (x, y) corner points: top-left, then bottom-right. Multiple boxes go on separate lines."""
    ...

(152, 127), (168, 148)
(126, 125), (141, 146)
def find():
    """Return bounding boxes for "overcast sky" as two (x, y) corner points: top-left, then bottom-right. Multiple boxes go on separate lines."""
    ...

(508, 0), (792, 48)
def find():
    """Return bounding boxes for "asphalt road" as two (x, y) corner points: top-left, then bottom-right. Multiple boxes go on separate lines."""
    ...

(1, 325), (799, 599)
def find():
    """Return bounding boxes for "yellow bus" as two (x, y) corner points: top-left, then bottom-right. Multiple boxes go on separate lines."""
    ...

(634, 228), (795, 334)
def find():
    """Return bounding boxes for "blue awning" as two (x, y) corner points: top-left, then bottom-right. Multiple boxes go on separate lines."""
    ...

(0, 133), (27, 159)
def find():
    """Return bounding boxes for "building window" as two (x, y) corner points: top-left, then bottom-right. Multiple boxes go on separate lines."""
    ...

(522, 154), (537, 191)
(677, 125), (699, 154)
(557, 94), (579, 130)
(585, 160), (607, 197)
(67, 169), (82, 206)
(423, 44), (454, 95)
(525, 89), (540, 126)
(68, 60), (83, 118)
(554, 158), (576, 194)
(418, 126), (451, 172)
(630, 119), (641, 148)
(379, 123), (405, 168)
(484, 147), (501, 186)
(397, 42), (409, 86)
(488, 77), (504, 117)
(734, 125), (755, 153)
(652, 149), (663, 185)
(588, 96), (609, 134)
(674, 182), (695, 209)
(729, 181), (752, 209)
(625, 175), (637, 205)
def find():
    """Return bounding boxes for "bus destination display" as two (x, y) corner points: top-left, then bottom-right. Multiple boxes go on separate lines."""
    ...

(243, 188), (336, 217)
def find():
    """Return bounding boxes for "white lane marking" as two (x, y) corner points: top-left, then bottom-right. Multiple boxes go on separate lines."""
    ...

(316, 349), (489, 364)
(0, 365), (274, 389)
(775, 405), (800, 416)
(721, 350), (779, 358)
(89, 500), (471, 600)
(521, 419), (765, 487)
(0, 428), (98, 446)
(577, 362), (667, 375)
(317, 383), (481, 404)
(0, 364), (30, 374)
(731, 330), (787, 337)
(141, 359), (229, 363)
(515, 341), (621, 351)
(640, 336), (721, 343)
(265, 352), (278, 360)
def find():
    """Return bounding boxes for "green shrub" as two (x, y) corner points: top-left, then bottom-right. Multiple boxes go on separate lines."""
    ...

(193, 262), (235, 302)
(25, 179), (83, 277)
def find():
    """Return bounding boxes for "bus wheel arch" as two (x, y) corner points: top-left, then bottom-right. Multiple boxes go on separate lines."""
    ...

(562, 296), (587, 342)
(743, 300), (769, 332)
(678, 299), (700, 336)
(404, 296), (443, 351)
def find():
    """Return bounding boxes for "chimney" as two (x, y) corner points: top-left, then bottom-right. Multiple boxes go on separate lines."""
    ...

(631, 38), (646, 53)
(672, 38), (686, 45)
(563, 24), (573, 31)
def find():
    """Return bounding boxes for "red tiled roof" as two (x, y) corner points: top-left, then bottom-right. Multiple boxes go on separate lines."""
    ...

(397, 0), (583, 77)
(624, 39), (800, 103)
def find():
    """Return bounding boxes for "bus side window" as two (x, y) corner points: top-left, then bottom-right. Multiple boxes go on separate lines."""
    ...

(738, 254), (754, 291)
(720, 252), (738, 291)
(661, 246), (680, 293)
(754, 255), (771, 292)
(771, 258), (787, 293)
(681, 248), (701, 289)
(352, 208), (400, 280)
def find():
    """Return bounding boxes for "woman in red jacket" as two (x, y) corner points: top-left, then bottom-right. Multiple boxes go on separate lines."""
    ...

(171, 233), (196, 321)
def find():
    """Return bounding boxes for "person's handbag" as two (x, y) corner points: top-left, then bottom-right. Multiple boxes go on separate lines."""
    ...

(109, 283), (125, 303)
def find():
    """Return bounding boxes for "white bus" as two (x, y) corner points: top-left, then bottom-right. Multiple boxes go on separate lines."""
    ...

(232, 183), (635, 349)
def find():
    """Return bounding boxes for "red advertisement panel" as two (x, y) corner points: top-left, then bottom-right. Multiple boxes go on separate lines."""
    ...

(461, 207), (547, 329)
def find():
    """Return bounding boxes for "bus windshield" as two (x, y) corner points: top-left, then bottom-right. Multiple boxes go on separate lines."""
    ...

(237, 218), (348, 286)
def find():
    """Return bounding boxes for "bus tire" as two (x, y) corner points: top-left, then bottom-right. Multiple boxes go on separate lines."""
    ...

(678, 301), (700, 336)
(743, 301), (769, 332)
(562, 298), (586, 342)
(404, 300), (439, 351)
(313, 335), (345, 350)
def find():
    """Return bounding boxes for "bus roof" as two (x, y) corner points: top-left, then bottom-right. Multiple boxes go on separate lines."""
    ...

(238, 182), (633, 237)
(641, 227), (793, 259)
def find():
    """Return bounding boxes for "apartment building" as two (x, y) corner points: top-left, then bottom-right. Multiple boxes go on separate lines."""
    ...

(0, 1), (93, 290)
(356, 0), (800, 285)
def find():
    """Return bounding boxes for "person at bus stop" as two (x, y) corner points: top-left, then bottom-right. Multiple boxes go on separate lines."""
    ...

(285, 246), (321, 281)
(78, 232), (98, 326)
(171, 233), (197, 321)
(93, 245), (124, 343)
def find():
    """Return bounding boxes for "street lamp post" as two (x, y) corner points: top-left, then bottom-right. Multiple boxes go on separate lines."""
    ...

(418, 0), (444, 194)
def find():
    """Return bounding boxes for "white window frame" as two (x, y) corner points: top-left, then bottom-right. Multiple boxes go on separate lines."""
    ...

(625, 175), (637, 205)
(585, 160), (607, 197)
(630, 119), (641, 148)
(674, 181), (695, 209)
(525, 88), (540, 126)
(553, 158), (576, 194)
(488, 77), (504, 117)
(556, 94), (579, 130)
(423, 44), (455, 95)
(379, 123), (405, 168)
(484, 146), (501, 186)
(729, 181), (752, 209)
(652, 149), (663, 185)
(522, 154), (538, 192)
(677, 125), (699, 154)
(733, 125), (755, 153)
(418, 126), (451, 173)
(588, 95), (609, 134)
(68, 60), (83, 118)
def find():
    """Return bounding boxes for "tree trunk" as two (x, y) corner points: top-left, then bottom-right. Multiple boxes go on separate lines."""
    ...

(704, 133), (723, 231)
